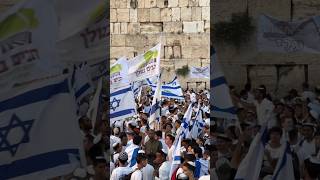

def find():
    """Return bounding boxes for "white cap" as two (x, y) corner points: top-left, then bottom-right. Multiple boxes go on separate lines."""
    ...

(186, 161), (195, 167)
(129, 120), (138, 127)
(138, 150), (145, 154)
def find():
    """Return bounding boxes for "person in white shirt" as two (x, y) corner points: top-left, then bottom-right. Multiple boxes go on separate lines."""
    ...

(253, 87), (275, 127)
(154, 149), (171, 180)
(298, 123), (317, 161)
(131, 153), (148, 180)
(132, 151), (155, 180)
(111, 152), (132, 180)
(126, 133), (142, 167)
(165, 133), (175, 161)
(155, 130), (168, 152)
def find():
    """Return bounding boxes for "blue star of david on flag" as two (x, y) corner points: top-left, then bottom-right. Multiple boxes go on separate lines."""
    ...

(110, 97), (121, 111)
(0, 114), (34, 156)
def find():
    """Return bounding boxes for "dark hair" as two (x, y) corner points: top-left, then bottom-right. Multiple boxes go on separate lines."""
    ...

(193, 146), (203, 158)
(119, 132), (127, 140)
(119, 158), (127, 165)
(166, 134), (175, 142)
(155, 130), (162, 137)
(182, 161), (196, 173)
(136, 153), (147, 164)
(133, 135), (142, 145)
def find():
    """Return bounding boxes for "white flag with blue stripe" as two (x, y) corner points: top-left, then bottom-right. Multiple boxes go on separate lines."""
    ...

(149, 75), (161, 130)
(71, 63), (93, 104)
(235, 126), (269, 180)
(169, 133), (182, 179)
(211, 48), (237, 119)
(180, 104), (193, 139)
(272, 142), (295, 180)
(0, 76), (83, 179)
(110, 85), (136, 121)
(189, 110), (203, 139)
(147, 76), (184, 100)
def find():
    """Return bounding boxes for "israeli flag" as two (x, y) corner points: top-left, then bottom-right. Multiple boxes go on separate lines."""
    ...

(86, 78), (103, 130)
(147, 76), (184, 100)
(110, 85), (136, 121)
(149, 75), (162, 130)
(272, 142), (295, 180)
(211, 48), (237, 119)
(71, 63), (93, 104)
(235, 126), (269, 180)
(189, 110), (203, 139)
(0, 76), (83, 179)
(169, 133), (182, 179)
(180, 104), (193, 139)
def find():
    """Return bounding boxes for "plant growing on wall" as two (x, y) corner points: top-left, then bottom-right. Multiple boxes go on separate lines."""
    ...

(213, 12), (255, 48)
(176, 65), (189, 77)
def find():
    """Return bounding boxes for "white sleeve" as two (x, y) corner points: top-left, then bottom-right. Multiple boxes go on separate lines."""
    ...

(130, 171), (142, 180)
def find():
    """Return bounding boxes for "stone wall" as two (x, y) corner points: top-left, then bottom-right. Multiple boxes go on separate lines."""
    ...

(212, 0), (320, 97)
(110, 0), (210, 89)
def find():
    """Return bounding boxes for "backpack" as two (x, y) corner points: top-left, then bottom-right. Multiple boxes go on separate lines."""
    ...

(119, 169), (139, 180)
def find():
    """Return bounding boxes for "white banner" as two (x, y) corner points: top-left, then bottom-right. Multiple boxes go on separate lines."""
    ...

(0, 0), (62, 92)
(56, 2), (108, 64)
(258, 14), (320, 53)
(127, 43), (161, 82)
(189, 66), (210, 79)
(110, 57), (129, 89)
(0, 76), (83, 179)
(110, 85), (136, 121)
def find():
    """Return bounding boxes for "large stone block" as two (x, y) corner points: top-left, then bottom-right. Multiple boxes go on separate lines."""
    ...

(196, 21), (204, 32)
(120, 23), (128, 34)
(160, 8), (172, 22)
(182, 34), (209, 46)
(130, 8), (138, 22)
(199, 0), (210, 6)
(188, 0), (199, 6)
(168, 0), (179, 7)
(183, 22), (197, 33)
(191, 46), (209, 58)
(117, 9), (130, 22)
(156, 0), (165, 8)
(181, 46), (193, 58)
(181, 7), (192, 21)
(111, 47), (135, 59)
(110, 9), (117, 22)
(173, 45), (182, 58)
(110, 0), (116, 8)
(171, 8), (181, 21)
(202, 7), (210, 21)
(127, 23), (140, 34)
(116, 0), (128, 8)
(138, 8), (150, 22)
(204, 20), (210, 32)
(192, 7), (202, 21)
(137, 0), (145, 8)
(145, 0), (157, 8)
(125, 35), (147, 47)
(113, 23), (121, 34)
(140, 22), (163, 33)
(164, 46), (173, 59)
(111, 34), (126, 46)
(179, 0), (189, 7)
(110, 23), (114, 34)
(150, 8), (161, 22)
(163, 22), (183, 33)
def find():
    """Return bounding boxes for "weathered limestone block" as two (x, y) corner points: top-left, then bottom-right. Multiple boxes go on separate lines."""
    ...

(160, 8), (172, 22)
(202, 7), (210, 21)
(163, 22), (183, 33)
(140, 22), (163, 33)
(172, 8), (181, 21)
(192, 7), (202, 21)
(127, 23), (140, 34)
(150, 8), (161, 22)
(110, 9), (117, 22)
(181, 7), (192, 21)
(117, 9), (130, 22)
(130, 8), (138, 22)
(138, 8), (150, 22)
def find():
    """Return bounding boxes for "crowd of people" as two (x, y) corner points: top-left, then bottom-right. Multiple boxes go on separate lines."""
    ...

(110, 87), (213, 180)
(211, 82), (320, 180)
